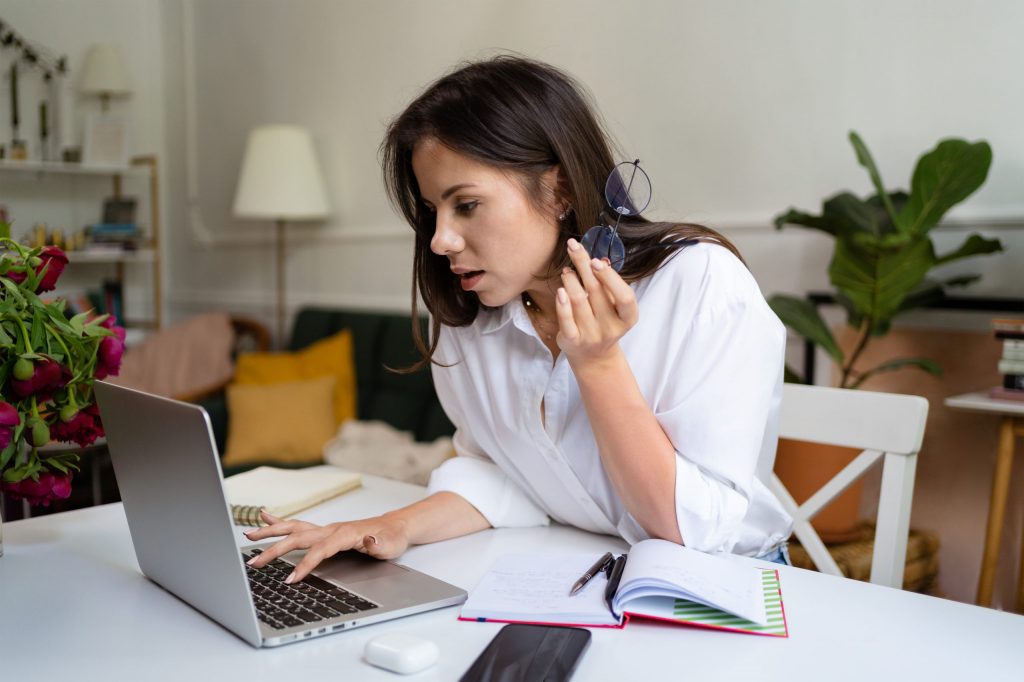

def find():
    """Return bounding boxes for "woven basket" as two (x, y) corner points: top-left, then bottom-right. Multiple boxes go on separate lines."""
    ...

(787, 522), (940, 594)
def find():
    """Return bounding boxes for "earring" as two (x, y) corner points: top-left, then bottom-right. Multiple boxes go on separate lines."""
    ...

(558, 205), (573, 221)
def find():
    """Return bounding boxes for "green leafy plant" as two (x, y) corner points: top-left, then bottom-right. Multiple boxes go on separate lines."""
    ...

(0, 221), (126, 506)
(769, 131), (1003, 388)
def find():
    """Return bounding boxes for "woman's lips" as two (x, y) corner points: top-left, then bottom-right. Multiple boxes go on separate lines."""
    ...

(459, 270), (484, 291)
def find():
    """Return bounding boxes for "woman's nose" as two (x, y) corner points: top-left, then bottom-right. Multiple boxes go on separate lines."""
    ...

(430, 213), (465, 256)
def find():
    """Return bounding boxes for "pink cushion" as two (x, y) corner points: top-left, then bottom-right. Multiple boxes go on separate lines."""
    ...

(110, 312), (235, 399)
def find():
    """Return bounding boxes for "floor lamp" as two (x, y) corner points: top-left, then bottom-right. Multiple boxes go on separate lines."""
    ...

(233, 125), (330, 347)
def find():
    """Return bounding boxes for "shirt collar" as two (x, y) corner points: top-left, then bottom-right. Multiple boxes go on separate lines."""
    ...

(477, 299), (539, 341)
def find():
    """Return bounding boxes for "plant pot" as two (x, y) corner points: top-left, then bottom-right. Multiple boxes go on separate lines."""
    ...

(774, 438), (865, 543)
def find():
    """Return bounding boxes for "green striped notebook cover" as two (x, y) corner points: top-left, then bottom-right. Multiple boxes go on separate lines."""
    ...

(658, 569), (787, 637)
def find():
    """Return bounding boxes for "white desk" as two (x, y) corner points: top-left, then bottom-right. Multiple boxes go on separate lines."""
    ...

(945, 391), (1024, 609)
(2, 475), (1023, 681)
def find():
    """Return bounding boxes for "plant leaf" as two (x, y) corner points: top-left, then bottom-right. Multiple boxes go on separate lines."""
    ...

(1, 277), (26, 305)
(773, 208), (838, 236)
(850, 357), (943, 388)
(783, 365), (806, 384)
(0, 442), (16, 469)
(821, 193), (882, 241)
(934, 233), (1003, 265)
(767, 294), (844, 363)
(30, 309), (44, 350)
(849, 131), (900, 229)
(829, 236), (936, 322)
(898, 139), (992, 235)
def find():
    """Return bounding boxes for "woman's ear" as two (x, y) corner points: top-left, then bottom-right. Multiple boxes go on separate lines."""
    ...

(544, 164), (573, 217)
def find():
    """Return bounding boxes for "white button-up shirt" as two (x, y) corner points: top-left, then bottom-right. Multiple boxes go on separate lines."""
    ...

(427, 243), (793, 556)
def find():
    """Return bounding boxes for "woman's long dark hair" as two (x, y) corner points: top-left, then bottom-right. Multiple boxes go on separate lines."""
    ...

(381, 55), (742, 369)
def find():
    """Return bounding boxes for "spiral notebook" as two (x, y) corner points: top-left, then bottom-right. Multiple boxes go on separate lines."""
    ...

(223, 465), (362, 526)
(459, 540), (788, 637)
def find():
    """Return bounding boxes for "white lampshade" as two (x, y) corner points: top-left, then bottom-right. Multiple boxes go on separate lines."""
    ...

(80, 44), (132, 97)
(233, 125), (331, 220)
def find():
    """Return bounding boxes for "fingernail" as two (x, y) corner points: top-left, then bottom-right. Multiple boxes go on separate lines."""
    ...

(562, 266), (572, 275)
(284, 572), (296, 584)
(567, 238), (581, 252)
(557, 288), (568, 305)
(591, 258), (606, 271)
(246, 556), (258, 566)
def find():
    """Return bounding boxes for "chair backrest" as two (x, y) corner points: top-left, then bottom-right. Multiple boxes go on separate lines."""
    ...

(771, 384), (929, 588)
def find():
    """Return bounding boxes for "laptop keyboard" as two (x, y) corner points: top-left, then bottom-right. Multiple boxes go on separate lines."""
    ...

(242, 549), (379, 630)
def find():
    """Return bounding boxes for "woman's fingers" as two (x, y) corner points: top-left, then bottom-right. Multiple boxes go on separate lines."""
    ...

(246, 528), (324, 569)
(590, 258), (638, 326)
(285, 527), (362, 583)
(566, 239), (614, 318)
(554, 287), (578, 343)
(359, 529), (408, 561)
(560, 265), (603, 339)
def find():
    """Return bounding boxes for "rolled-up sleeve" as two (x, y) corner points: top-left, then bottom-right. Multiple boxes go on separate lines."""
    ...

(427, 429), (550, 527)
(653, 253), (786, 553)
(426, 328), (550, 528)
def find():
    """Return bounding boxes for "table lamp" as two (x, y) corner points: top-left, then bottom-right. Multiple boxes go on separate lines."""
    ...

(233, 125), (330, 346)
(79, 44), (132, 111)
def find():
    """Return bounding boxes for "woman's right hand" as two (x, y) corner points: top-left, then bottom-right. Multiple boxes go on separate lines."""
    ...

(243, 510), (410, 584)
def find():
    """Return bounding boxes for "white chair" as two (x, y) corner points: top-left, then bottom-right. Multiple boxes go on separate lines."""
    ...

(770, 384), (929, 588)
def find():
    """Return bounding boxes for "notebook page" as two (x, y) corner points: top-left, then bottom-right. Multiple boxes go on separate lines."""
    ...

(616, 539), (767, 625)
(460, 553), (620, 626)
(224, 465), (361, 516)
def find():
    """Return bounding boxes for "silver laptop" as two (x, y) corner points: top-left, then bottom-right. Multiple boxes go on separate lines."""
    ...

(94, 381), (467, 648)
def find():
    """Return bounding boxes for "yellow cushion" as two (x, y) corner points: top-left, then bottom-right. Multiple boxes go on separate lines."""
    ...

(223, 376), (337, 467)
(234, 329), (357, 426)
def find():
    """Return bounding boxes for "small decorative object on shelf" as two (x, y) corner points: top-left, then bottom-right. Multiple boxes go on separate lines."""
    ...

(0, 217), (125, 531)
(991, 319), (1024, 401)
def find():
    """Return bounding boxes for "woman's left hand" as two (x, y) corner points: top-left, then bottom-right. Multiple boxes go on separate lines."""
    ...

(556, 237), (639, 364)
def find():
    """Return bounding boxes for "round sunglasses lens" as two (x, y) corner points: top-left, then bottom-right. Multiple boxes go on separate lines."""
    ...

(581, 225), (626, 272)
(604, 162), (651, 217)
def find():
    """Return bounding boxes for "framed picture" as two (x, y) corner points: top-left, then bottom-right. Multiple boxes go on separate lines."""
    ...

(83, 113), (131, 167)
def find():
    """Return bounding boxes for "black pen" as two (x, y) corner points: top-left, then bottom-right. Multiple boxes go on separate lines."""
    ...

(604, 553), (628, 618)
(569, 551), (613, 596)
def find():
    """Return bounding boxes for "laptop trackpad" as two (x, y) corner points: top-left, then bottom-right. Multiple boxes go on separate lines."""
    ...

(286, 549), (407, 584)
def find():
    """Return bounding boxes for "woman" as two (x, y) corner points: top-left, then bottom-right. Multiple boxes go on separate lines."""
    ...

(247, 56), (792, 583)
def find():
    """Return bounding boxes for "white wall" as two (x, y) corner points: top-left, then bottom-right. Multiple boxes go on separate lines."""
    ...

(160, 0), (1023, 332)
(0, 0), (166, 319)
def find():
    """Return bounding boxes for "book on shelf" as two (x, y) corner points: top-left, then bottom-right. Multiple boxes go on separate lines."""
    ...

(993, 319), (1024, 334)
(223, 465), (362, 527)
(990, 387), (1024, 402)
(994, 320), (1024, 400)
(459, 539), (788, 637)
(1003, 374), (1024, 391)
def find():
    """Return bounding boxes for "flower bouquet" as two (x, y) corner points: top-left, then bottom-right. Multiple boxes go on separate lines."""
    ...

(0, 227), (125, 508)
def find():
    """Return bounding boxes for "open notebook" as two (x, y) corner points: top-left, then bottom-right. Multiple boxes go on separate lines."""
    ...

(223, 465), (362, 526)
(460, 539), (788, 637)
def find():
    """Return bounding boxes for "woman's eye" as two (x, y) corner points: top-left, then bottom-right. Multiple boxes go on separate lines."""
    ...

(455, 201), (478, 215)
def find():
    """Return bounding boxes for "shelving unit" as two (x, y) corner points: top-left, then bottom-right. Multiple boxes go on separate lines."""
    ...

(0, 154), (162, 329)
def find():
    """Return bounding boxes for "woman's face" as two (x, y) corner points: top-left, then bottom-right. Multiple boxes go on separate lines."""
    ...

(412, 138), (562, 308)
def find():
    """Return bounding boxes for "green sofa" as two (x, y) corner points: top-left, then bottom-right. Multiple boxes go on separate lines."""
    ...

(200, 307), (454, 469)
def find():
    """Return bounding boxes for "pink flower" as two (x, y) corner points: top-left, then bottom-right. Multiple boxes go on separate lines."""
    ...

(50, 403), (104, 447)
(95, 316), (126, 379)
(1, 471), (73, 506)
(7, 246), (69, 293)
(35, 246), (69, 292)
(9, 358), (67, 400)
(0, 401), (20, 450)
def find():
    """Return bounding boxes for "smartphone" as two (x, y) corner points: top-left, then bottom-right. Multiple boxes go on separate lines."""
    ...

(459, 623), (591, 682)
